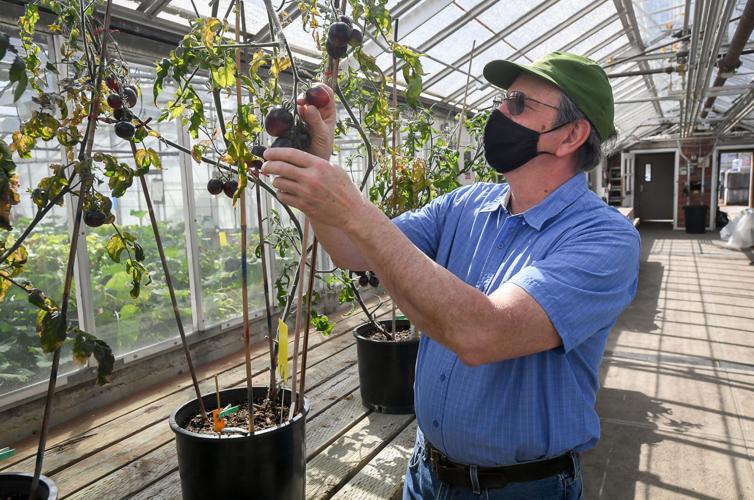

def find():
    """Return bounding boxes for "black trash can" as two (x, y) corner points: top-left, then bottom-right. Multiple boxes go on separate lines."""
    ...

(684, 205), (708, 234)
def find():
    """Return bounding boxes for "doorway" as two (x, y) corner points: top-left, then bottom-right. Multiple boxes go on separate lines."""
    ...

(717, 150), (752, 222)
(634, 153), (675, 221)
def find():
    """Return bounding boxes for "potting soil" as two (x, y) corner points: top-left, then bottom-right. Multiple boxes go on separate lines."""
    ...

(185, 396), (291, 435)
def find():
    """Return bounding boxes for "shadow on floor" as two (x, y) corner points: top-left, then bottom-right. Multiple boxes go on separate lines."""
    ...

(583, 387), (697, 500)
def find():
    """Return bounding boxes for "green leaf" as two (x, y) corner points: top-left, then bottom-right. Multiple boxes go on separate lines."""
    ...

(154, 58), (171, 105)
(405, 76), (422, 108)
(72, 329), (114, 385)
(10, 60), (27, 102)
(353, 48), (384, 83)
(133, 242), (145, 262)
(311, 311), (334, 336)
(119, 303), (139, 320)
(36, 309), (67, 353)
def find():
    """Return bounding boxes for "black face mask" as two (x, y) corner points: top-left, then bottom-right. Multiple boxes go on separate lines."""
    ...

(483, 109), (569, 174)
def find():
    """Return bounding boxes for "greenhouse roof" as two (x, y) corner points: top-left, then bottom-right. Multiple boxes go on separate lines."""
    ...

(89, 0), (754, 148)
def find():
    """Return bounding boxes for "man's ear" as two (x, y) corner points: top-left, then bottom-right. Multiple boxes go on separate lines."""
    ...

(555, 119), (591, 157)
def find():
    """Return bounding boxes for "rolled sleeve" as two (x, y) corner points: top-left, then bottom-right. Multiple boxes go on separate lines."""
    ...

(507, 225), (640, 352)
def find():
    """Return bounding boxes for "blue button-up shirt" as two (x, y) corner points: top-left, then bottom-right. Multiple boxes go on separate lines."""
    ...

(393, 173), (640, 466)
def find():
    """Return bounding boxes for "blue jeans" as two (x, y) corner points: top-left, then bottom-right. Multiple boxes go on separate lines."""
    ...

(403, 434), (583, 499)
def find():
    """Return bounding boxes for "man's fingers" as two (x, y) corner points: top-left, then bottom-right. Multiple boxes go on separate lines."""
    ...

(272, 176), (301, 195)
(260, 159), (305, 180)
(262, 147), (321, 169)
(298, 103), (326, 130)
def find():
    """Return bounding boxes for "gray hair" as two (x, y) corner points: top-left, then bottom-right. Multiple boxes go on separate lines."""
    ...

(553, 93), (603, 171)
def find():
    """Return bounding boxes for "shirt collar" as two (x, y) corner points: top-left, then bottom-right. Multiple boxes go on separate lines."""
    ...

(478, 174), (588, 231)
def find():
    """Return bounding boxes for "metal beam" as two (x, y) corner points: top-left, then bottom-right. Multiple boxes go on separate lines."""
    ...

(466, 14), (632, 110)
(615, 96), (682, 104)
(612, 0), (664, 118)
(443, 0), (608, 104)
(361, 0), (455, 56)
(421, 0), (561, 91)
(142, 0), (174, 18)
(460, 6), (619, 108)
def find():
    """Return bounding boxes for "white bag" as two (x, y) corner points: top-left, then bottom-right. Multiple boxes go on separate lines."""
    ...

(720, 208), (754, 249)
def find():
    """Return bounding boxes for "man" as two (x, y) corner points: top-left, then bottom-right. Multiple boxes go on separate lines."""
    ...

(262, 52), (640, 498)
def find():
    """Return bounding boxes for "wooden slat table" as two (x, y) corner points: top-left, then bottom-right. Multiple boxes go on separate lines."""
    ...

(2, 297), (414, 499)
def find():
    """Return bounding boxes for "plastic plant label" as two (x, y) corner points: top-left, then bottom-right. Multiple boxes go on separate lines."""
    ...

(219, 405), (240, 418)
(277, 318), (289, 381)
(212, 409), (225, 432)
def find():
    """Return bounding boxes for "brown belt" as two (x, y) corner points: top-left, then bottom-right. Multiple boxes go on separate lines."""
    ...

(425, 440), (575, 490)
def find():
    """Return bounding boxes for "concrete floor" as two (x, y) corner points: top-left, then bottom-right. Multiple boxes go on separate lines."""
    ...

(583, 222), (754, 499)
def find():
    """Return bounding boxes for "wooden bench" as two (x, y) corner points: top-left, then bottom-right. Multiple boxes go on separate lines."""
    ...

(1, 297), (413, 499)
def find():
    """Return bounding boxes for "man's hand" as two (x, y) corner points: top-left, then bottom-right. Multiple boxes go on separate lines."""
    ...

(297, 84), (336, 161)
(261, 147), (364, 229)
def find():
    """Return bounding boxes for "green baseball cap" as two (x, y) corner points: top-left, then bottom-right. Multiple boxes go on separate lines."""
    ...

(483, 51), (616, 140)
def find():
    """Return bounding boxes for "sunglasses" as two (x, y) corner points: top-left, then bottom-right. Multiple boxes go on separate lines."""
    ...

(498, 90), (560, 116)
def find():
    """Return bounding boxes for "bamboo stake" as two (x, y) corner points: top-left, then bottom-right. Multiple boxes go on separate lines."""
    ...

(239, 0), (277, 403)
(234, 0), (254, 434)
(29, 3), (113, 498)
(130, 142), (208, 423)
(288, 220), (309, 418)
(288, 0), (348, 418)
(390, 19), (399, 338)
(215, 375), (222, 410)
(297, 238), (317, 405)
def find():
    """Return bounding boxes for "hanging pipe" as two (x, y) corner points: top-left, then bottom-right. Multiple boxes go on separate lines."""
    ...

(689, 0), (736, 127)
(682, 0), (704, 135)
(701, 0), (754, 119)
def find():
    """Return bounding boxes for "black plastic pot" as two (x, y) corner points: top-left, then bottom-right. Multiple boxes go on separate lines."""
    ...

(354, 319), (419, 414)
(170, 387), (308, 500)
(0, 473), (57, 499)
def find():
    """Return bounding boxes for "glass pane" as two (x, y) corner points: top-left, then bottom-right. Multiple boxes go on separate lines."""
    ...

(187, 84), (268, 327)
(400, 4), (464, 49)
(566, 18), (623, 57)
(0, 37), (78, 396)
(504, 0), (593, 50)
(85, 63), (193, 355)
(526, 3), (618, 61)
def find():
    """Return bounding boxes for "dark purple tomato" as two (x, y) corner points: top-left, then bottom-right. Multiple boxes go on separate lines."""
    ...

(264, 107), (294, 137)
(207, 178), (224, 195)
(123, 86), (138, 108)
(328, 22), (351, 47)
(114, 121), (135, 140)
(107, 94), (123, 110)
(305, 86), (330, 108)
(223, 179), (238, 198)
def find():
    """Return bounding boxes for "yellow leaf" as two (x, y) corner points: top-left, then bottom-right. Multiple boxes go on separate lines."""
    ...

(202, 18), (222, 51)
(270, 56), (291, 78)
(250, 51), (268, 76)
(277, 319), (289, 381)
(148, 130), (161, 138)
(0, 273), (11, 303)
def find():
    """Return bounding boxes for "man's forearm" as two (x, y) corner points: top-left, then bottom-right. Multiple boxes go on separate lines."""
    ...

(342, 201), (495, 361)
(309, 219), (369, 271)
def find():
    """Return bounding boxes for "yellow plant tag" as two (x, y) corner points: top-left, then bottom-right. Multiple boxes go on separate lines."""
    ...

(218, 231), (228, 247)
(277, 319), (289, 382)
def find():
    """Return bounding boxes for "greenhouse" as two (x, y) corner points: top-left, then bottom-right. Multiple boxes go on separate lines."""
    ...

(0, 0), (753, 498)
